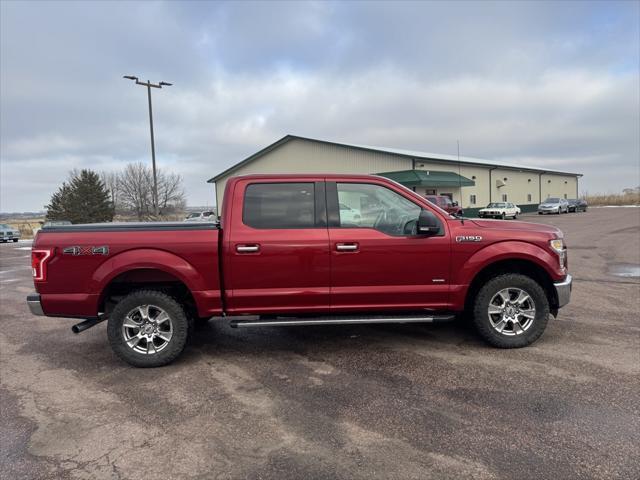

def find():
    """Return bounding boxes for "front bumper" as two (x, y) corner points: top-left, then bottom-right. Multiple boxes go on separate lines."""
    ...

(27, 293), (44, 316)
(553, 274), (572, 308)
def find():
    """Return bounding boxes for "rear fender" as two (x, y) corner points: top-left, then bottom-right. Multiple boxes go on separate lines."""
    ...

(91, 248), (205, 295)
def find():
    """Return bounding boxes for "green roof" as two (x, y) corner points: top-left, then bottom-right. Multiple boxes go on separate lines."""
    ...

(376, 170), (475, 188)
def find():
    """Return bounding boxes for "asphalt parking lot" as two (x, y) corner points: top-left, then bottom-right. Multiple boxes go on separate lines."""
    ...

(1, 208), (639, 480)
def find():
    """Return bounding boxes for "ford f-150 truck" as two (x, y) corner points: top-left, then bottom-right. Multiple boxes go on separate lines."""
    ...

(27, 174), (572, 367)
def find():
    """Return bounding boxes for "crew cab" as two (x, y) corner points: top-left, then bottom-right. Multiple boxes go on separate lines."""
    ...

(27, 174), (572, 367)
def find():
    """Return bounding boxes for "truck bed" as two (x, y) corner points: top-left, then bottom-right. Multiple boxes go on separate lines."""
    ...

(33, 222), (222, 318)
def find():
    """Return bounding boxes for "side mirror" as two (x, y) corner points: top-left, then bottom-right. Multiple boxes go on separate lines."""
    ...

(452, 201), (459, 207)
(417, 209), (440, 235)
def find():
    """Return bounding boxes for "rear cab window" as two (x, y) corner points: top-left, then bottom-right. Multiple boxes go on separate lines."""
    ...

(243, 183), (316, 229)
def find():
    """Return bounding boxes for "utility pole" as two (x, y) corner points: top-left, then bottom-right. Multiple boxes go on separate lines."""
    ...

(123, 76), (172, 217)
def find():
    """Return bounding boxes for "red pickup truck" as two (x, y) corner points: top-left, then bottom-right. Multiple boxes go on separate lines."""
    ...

(27, 174), (572, 367)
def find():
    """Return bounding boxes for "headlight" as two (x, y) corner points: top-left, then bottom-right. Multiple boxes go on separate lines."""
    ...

(549, 239), (563, 252)
(549, 239), (566, 269)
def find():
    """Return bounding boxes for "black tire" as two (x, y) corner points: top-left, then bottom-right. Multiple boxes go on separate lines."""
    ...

(12, 239), (18, 242)
(472, 273), (549, 348)
(501, 213), (506, 220)
(107, 290), (190, 367)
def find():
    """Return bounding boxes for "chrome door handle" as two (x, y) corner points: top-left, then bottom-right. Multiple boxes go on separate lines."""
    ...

(336, 243), (358, 252)
(236, 245), (260, 253)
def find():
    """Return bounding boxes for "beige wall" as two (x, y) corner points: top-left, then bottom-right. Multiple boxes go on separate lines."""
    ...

(214, 138), (411, 207)
(541, 174), (579, 201)
(490, 169), (540, 206)
(213, 138), (580, 209)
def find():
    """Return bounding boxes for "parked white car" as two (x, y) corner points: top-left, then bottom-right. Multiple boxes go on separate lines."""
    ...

(478, 202), (521, 219)
(184, 211), (216, 222)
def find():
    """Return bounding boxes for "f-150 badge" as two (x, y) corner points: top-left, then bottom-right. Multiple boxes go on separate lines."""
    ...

(63, 246), (109, 256)
(456, 235), (482, 242)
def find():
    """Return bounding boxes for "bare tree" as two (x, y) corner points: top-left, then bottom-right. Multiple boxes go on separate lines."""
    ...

(157, 170), (186, 214)
(117, 162), (186, 220)
(100, 171), (120, 210)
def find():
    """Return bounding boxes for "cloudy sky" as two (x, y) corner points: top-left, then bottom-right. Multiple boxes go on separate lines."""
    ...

(1, 0), (638, 212)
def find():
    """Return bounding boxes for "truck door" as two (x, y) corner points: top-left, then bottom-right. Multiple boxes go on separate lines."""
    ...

(223, 180), (330, 315)
(326, 181), (451, 312)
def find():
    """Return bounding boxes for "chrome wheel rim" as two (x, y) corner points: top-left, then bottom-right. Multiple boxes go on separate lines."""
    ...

(488, 288), (535, 336)
(122, 305), (173, 354)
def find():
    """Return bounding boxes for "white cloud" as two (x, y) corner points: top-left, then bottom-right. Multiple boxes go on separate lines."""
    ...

(1, 0), (638, 211)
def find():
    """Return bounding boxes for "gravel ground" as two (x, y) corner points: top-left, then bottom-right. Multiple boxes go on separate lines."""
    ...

(1, 207), (639, 479)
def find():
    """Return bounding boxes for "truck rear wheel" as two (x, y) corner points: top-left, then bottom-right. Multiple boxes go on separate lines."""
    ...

(472, 274), (549, 348)
(107, 290), (190, 367)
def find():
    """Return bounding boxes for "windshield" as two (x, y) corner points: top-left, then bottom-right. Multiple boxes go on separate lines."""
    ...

(544, 198), (560, 203)
(487, 203), (506, 208)
(187, 213), (200, 218)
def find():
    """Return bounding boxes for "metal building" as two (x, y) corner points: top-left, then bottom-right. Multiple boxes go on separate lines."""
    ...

(208, 135), (582, 214)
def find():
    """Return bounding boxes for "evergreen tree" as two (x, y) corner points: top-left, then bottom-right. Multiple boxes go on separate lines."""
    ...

(45, 170), (114, 223)
(45, 182), (71, 221)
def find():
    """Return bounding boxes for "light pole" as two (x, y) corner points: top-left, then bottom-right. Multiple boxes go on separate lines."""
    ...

(123, 75), (172, 217)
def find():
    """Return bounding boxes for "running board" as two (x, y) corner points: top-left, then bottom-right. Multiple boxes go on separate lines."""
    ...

(229, 314), (455, 328)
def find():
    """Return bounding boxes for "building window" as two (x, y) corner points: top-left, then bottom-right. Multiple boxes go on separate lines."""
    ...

(527, 194), (532, 202)
(502, 194), (508, 202)
(470, 194), (477, 205)
(243, 183), (315, 229)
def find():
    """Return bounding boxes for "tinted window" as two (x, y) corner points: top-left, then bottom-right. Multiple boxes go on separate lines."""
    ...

(243, 183), (315, 229)
(337, 183), (421, 235)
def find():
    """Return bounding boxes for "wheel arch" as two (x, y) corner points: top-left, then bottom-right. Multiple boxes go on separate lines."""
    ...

(464, 258), (559, 316)
(92, 248), (206, 318)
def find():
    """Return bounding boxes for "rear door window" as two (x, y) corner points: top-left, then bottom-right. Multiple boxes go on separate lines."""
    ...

(243, 183), (315, 229)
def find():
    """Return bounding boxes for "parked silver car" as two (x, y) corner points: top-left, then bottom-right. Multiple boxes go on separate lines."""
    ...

(184, 210), (216, 222)
(538, 197), (569, 215)
(0, 223), (21, 242)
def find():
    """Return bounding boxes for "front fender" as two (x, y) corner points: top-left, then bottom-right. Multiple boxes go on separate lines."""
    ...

(456, 240), (563, 286)
(90, 248), (206, 294)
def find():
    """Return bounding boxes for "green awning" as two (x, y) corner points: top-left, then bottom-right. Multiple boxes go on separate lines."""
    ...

(376, 169), (475, 188)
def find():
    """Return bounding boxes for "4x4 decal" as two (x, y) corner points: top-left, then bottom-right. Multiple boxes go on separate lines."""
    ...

(63, 246), (109, 256)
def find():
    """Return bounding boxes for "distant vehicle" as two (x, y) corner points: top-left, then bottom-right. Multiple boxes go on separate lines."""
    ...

(538, 198), (569, 215)
(43, 220), (72, 227)
(0, 223), (21, 242)
(478, 202), (521, 219)
(567, 199), (588, 213)
(425, 195), (463, 216)
(338, 202), (362, 225)
(184, 211), (216, 222)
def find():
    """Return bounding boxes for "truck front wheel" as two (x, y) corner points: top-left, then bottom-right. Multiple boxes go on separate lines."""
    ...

(472, 274), (549, 348)
(107, 290), (190, 367)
